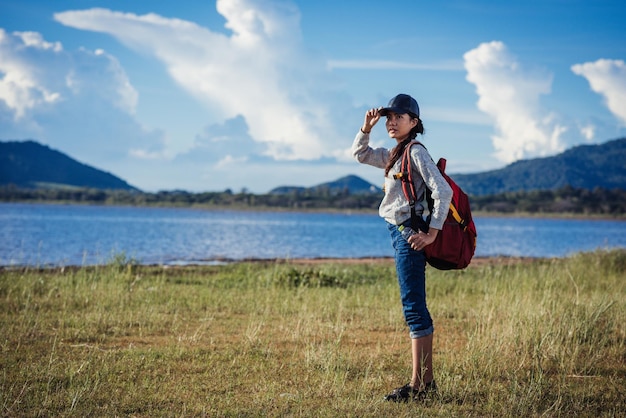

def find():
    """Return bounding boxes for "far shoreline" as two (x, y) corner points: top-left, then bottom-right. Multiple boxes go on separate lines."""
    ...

(0, 255), (545, 272)
(1, 200), (624, 221)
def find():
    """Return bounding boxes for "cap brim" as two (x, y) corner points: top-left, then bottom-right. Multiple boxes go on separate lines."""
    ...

(379, 107), (408, 116)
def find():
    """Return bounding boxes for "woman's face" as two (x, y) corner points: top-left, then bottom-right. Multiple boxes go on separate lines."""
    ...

(385, 112), (417, 142)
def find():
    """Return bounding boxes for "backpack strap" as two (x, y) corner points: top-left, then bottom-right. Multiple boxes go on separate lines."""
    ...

(449, 203), (465, 228)
(399, 141), (418, 205)
(434, 158), (467, 230)
(394, 141), (430, 232)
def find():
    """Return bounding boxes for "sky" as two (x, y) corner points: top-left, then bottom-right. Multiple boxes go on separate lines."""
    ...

(1, 0), (625, 193)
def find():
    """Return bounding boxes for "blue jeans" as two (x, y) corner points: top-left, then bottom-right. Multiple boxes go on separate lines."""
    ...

(387, 221), (434, 339)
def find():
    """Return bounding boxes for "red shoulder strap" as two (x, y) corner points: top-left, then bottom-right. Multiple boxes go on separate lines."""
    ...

(398, 141), (424, 208)
(437, 158), (446, 173)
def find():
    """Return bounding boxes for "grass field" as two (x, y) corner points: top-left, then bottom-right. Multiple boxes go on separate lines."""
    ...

(1, 250), (625, 417)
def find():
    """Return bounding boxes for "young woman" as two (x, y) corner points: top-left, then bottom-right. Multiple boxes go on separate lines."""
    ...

(352, 93), (453, 402)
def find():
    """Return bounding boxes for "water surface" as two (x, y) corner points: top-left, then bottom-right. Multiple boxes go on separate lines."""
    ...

(1, 203), (624, 266)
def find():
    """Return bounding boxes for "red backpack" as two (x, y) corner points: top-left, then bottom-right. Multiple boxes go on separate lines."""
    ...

(398, 142), (477, 270)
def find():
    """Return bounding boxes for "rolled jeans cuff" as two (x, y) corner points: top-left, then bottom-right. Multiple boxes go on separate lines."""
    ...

(410, 325), (434, 339)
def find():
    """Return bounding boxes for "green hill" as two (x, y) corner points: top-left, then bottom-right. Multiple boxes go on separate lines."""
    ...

(270, 175), (381, 195)
(2, 137), (625, 196)
(0, 140), (138, 191)
(451, 137), (626, 195)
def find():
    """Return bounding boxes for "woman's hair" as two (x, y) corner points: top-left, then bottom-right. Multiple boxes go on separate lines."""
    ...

(384, 113), (424, 176)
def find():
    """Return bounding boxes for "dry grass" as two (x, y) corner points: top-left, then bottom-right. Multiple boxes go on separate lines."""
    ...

(1, 250), (625, 417)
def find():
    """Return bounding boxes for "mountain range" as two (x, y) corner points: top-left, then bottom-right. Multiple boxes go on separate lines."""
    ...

(270, 174), (382, 195)
(272, 137), (626, 195)
(0, 140), (137, 191)
(1, 138), (625, 195)
(451, 137), (626, 195)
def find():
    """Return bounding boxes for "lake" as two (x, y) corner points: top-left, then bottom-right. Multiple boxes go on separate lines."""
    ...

(1, 203), (625, 267)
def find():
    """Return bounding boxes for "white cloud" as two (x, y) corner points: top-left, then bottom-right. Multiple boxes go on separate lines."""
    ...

(16, 31), (62, 51)
(0, 27), (161, 163)
(463, 41), (566, 163)
(182, 115), (265, 164)
(0, 30), (62, 119)
(579, 124), (595, 141)
(215, 154), (248, 170)
(54, 0), (344, 162)
(128, 148), (168, 160)
(571, 59), (626, 125)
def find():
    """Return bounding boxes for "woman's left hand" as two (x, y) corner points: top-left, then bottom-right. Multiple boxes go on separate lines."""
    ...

(407, 228), (439, 251)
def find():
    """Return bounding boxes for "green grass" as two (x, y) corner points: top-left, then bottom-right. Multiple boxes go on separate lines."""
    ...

(1, 250), (625, 417)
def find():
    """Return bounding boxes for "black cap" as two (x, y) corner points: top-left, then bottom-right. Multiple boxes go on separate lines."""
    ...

(379, 94), (420, 118)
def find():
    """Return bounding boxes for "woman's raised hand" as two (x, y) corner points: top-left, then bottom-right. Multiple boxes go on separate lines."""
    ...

(361, 107), (382, 133)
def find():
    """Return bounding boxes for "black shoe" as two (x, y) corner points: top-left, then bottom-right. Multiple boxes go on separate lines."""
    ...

(383, 380), (437, 402)
(383, 383), (413, 402)
(414, 380), (437, 401)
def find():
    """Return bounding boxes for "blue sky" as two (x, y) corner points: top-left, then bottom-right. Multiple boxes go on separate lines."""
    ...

(1, 0), (625, 193)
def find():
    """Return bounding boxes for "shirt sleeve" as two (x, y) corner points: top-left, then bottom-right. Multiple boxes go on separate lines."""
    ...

(411, 146), (453, 230)
(352, 130), (389, 169)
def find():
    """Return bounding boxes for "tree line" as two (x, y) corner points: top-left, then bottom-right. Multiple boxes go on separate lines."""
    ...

(0, 184), (624, 216)
(469, 186), (626, 216)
